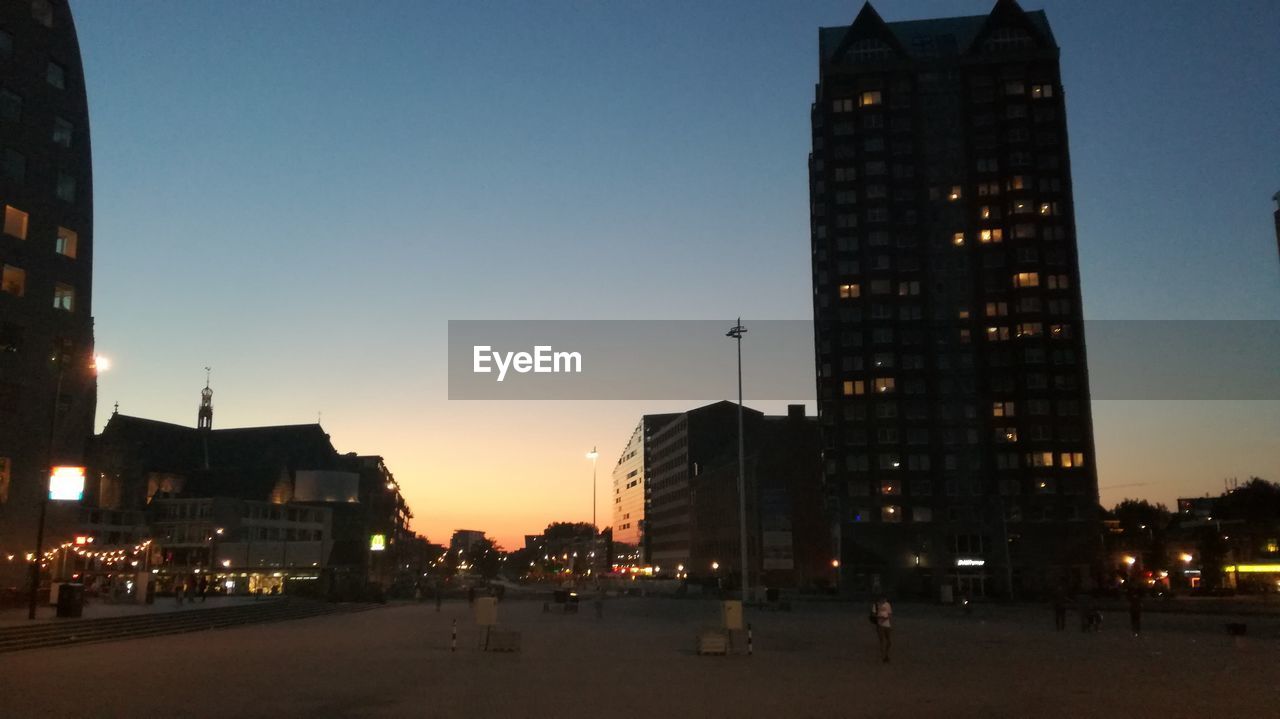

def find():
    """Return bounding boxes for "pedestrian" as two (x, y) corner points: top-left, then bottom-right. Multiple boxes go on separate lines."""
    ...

(594, 590), (604, 619)
(1052, 589), (1067, 631)
(1128, 591), (1142, 637)
(870, 595), (893, 663)
(175, 580), (185, 606)
(200, 576), (208, 602)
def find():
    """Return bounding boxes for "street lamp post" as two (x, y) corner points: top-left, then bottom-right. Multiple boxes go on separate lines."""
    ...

(725, 319), (749, 604)
(586, 447), (599, 532)
(26, 353), (105, 619)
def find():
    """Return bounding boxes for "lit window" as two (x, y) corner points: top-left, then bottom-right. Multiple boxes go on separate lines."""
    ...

(992, 401), (1015, 417)
(986, 326), (1010, 341)
(985, 301), (1008, 317)
(880, 480), (900, 496)
(1035, 478), (1056, 494)
(52, 282), (74, 311)
(1031, 84), (1054, 99)
(948, 186), (961, 201)
(1, 265), (25, 296)
(1013, 272), (1040, 288)
(952, 232), (965, 246)
(980, 229), (1002, 244)
(1049, 324), (1071, 339)
(859, 91), (882, 107)
(3, 205), (28, 239)
(995, 427), (1018, 443)
(1028, 452), (1054, 467)
(46, 62), (65, 89)
(875, 377), (895, 394)
(881, 505), (901, 522)
(1016, 322), (1042, 338)
(839, 283), (860, 299)
(1059, 452), (1085, 468)
(31, 0), (53, 27)
(52, 117), (73, 148)
(842, 380), (865, 396)
(55, 227), (77, 258)
(980, 206), (992, 219)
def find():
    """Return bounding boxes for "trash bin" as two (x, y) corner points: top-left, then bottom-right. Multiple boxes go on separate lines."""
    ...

(56, 583), (85, 618)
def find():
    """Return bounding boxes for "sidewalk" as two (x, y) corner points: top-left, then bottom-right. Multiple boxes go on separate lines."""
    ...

(0, 595), (275, 627)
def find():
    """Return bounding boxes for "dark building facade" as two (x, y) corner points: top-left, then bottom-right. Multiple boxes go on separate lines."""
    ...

(643, 401), (828, 590)
(80, 387), (422, 595)
(0, 0), (96, 590)
(809, 1), (1101, 599)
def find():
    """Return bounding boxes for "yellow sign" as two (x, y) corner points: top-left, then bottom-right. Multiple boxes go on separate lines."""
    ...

(370, 534), (386, 552)
(1224, 564), (1280, 574)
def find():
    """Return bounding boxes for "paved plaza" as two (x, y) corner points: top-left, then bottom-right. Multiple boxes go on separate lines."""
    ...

(1, 597), (1275, 718)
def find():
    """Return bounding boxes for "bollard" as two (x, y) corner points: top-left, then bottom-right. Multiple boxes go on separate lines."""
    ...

(747, 623), (753, 656)
(451, 619), (457, 652)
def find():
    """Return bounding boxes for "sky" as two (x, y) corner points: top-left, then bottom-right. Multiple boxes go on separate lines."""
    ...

(72, 1), (1280, 549)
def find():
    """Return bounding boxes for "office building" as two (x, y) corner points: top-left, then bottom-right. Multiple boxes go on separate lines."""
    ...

(809, 0), (1100, 598)
(643, 401), (827, 589)
(610, 413), (676, 555)
(0, 0), (97, 590)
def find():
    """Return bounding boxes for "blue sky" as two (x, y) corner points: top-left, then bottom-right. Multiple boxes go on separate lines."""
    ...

(73, 1), (1280, 545)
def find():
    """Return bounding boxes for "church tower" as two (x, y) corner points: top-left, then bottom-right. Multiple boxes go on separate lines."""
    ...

(198, 368), (213, 431)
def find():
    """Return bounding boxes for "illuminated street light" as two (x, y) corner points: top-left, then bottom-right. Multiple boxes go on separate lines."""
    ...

(1123, 556), (1136, 566)
(1180, 553), (1194, 563)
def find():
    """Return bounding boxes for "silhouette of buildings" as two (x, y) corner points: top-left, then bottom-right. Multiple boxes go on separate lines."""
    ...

(638, 401), (827, 589)
(74, 384), (421, 595)
(809, 0), (1101, 598)
(0, 0), (97, 590)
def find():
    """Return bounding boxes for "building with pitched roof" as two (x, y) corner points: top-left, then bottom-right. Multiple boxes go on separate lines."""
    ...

(810, 1), (1101, 599)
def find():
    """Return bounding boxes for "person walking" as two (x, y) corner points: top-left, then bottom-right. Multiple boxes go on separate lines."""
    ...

(870, 596), (893, 663)
(1052, 589), (1067, 631)
(1128, 591), (1142, 637)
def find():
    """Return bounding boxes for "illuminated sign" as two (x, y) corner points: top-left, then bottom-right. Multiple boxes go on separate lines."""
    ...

(369, 534), (386, 552)
(48, 466), (86, 501)
(956, 558), (986, 567)
(1224, 564), (1280, 574)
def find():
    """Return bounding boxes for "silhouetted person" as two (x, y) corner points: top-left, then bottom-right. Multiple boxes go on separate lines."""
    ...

(467, 586), (476, 606)
(1128, 592), (1142, 637)
(175, 581), (185, 606)
(871, 596), (893, 663)
(200, 577), (209, 602)
(1052, 590), (1067, 631)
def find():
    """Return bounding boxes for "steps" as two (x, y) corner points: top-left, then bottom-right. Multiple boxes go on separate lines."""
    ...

(0, 598), (381, 653)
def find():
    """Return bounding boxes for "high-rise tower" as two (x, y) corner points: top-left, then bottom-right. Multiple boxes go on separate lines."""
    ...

(809, 1), (1100, 598)
(0, 0), (97, 585)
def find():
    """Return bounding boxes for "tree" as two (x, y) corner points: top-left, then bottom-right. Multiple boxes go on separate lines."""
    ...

(466, 536), (502, 580)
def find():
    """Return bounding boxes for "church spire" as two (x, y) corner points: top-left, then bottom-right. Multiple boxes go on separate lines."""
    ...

(198, 367), (213, 431)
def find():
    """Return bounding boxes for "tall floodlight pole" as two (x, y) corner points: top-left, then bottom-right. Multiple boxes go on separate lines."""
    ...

(586, 447), (599, 573)
(726, 319), (749, 604)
